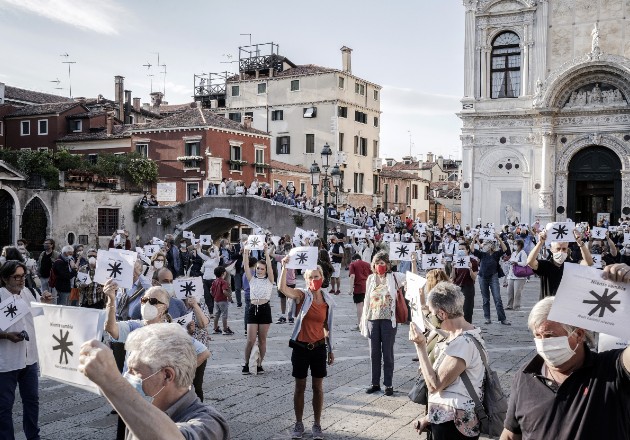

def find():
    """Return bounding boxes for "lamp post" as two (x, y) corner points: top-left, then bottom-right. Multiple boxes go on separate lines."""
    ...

(310, 143), (341, 245)
(432, 188), (439, 226)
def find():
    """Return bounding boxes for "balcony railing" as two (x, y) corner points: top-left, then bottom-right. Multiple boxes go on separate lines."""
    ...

(372, 157), (383, 172)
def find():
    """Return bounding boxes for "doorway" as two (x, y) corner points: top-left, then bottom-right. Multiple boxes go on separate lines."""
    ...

(0, 190), (14, 248)
(567, 146), (621, 225)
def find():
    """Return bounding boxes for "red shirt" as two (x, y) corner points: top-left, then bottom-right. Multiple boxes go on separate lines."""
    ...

(349, 260), (372, 294)
(211, 277), (229, 302)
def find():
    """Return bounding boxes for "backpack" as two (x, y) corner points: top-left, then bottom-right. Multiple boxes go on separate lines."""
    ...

(460, 335), (508, 438)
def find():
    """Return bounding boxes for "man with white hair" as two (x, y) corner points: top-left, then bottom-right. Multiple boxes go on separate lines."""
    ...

(79, 323), (230, 440)
(51, 245), (78, 305)
(500, 263), (630, 440)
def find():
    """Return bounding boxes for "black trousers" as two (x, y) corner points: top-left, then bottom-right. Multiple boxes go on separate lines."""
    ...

(203, 279), (214, 312)
(460, 283), (475, 324)
(110, 342), (127, 440)
(193, 360), (207, 401)
(432, 421), (478, 440)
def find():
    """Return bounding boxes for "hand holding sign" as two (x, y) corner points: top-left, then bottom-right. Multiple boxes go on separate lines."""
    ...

(93, 249), (137, 290)
(545, 222), (576, 244)
(389, 242), (413, 261)
(199, 235), (212, 246)
(173, 277), (204, 301)
(287, 246), (318, 270)
(422, 253), (444, 269)
(246, 235), (265, 251)
(591, 227), (607, 240)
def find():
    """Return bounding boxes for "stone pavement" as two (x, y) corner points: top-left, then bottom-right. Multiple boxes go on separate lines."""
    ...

(13, 271), (542, 440)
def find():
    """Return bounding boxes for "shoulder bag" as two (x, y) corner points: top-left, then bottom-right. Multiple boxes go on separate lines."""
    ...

(459, 335), (508, 438)
(513, 252), (534, 278)
(392, 274), (408, 324)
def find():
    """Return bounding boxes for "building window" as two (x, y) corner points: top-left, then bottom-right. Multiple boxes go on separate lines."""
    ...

(374, 90), (379, 100)
(355, 83), (365, 95)
(354, 136), (359, 154)
(412, 184), (419, 199)
(271, 110), (284, 121)
(405, 186), (410, 205)
(136, 143), (148, 157)
(38, 147), (48, 152)
(87, 154), (98, 164)
(338, 77), (345, 89)
(70, 119), (82, 132)
(0, 121), (3, 135)
(359, 137), (368, 156)
(21, 120), (30, 136)
(491, 31), (521, 99)
(231, 85), (240, 96)
(98, 208), (119, 236)
(339, 132), (344, 151)
(185, 141), (200, 157)
(303, 107), (317, 118)
(255, 148), (265, 174)
(276, 136), (290, 154)
(353, 173), (364, 193)
(228, 112), (242, 123)
(373, 116), (379, 127)
(305, 134), (315, 154)
(38, 119), (48, 135)
(354, 111), (367, 124)
(290, 79), (300, 91)
(373, 175), (379, 194)
(230, 145), (242, 171)
(373, 140), (379, 158)
(394, 185), (399, 203)
(338, 106), (348, 118)
(257, 83), (267, 94)
(186, 182), (199, 200)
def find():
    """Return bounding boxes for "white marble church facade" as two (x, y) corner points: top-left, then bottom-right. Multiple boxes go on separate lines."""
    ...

(460, 0), (630, 227)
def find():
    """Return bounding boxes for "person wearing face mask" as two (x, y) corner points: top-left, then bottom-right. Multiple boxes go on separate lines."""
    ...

(470, 232), (511, 325)
(16, 238), (31, 260)
(103, 284), (212, 440)
(149, 252), (167, 286)
(37, 237), (58, 294)
(588, 231), (619, 268)
(500, 293), (630, 440)
(360, 251), (407, 396)
(199, 243), (220, 314)
(450, 241), (479, 324)
(51, 245), (79, 306)
(279, 258), (335, 440)
(527, 229), (593, 299)
(73, 244), (88, 267)
(241, 245), (275, 374)
(409, 281), (487, 440)
(77, 249), (105, 309)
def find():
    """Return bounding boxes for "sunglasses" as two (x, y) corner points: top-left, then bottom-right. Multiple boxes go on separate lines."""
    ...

(140, 297), (165, 306)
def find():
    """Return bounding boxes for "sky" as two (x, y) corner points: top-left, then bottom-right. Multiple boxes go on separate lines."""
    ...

(0, 0), (465, 161)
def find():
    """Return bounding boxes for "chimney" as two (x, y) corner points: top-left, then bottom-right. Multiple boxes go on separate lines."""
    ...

(437, 155), (444, 168)
(243, 115), (253, 129)
(340, 46), (352, 73)
(150, 91), (163, 109)
(426, 151), (434, 163)
(106, 113), (114, 136)
(133, 97), (141, 112)
(114, 75), (124, 121)
(0, 82), (5, 104)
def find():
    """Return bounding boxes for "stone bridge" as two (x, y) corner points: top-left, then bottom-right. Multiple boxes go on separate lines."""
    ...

(139, 195), (353, 242)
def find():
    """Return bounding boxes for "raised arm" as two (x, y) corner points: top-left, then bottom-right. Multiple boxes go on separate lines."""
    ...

(278, 257), (304, 301)
(606, 231), (618, 257)
(264, 244), (274, 285)
(575, 229), (593, 266)
(103, 279), (120, 340)
(527, 231), (546, 270)
(243, 248), (253, 282)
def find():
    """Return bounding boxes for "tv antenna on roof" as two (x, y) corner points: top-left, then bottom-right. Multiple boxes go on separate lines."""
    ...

(142, 62), (152, 70)
(240, 33), (252, 46)
(60, 53), (76, 98)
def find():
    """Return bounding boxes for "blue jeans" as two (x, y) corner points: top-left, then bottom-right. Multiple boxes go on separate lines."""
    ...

(478, 273), (506, 322)
(367, 319), (397, 388)
(57, 290), (70, 306)
(0, 362), (40, 440)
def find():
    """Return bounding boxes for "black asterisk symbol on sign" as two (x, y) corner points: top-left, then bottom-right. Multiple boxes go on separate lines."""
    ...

(595, 229), (603, 238)
(456, 258), (466, 267)
(552, 224), (569, 240)
(396, 245), (409, 258)
(427, 256), (439, 266)
(482, 230), (491, 238)
(180, 281), (196, 298)
(52, 330), (74, 364)
(249, 237), (261, 248)
(3, 303), (18, 319)
(296, 252), (308, 264)
(107, 261), (123, 278)
(583, 288), (621, 317)
(177, 318), (187, 326)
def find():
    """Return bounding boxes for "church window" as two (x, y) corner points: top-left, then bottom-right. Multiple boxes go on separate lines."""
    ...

(491, 32), (521, 99)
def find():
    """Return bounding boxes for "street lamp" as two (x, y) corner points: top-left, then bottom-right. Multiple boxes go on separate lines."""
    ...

(310, 143), (341, 245)
(432, 188), (439, 226)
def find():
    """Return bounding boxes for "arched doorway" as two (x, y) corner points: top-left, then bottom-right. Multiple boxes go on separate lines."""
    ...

(0, 190), (15, 248)
(567, 146), (621, 225)
(21, 197), (48, 254)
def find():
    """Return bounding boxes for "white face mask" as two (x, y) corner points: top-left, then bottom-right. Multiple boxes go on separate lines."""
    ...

(141, 303), (160, 321)
(161, 283), (175, 297)
(88, 257), (97, 266)
(552, 251), (568, 265)
(482, 243), (493, 253)
(153, 261), (164, 270)
(534, 332), (577, 367)
(420, 236), (427, 242)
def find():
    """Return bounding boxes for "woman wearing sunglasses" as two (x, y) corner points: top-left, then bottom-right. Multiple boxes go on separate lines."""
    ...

(103, 280), (211, 438)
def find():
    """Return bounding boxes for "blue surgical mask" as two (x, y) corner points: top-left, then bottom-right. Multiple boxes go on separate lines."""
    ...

(123, 369), (164, 403)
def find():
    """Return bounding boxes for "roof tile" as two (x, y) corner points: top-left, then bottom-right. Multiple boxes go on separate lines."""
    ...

(7, 102), (83, 117)
(4, 86), (72, 105)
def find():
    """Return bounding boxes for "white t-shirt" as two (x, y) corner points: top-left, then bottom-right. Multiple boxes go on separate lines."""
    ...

(0, 287), (39, 372)
(429, 328), (485, 411)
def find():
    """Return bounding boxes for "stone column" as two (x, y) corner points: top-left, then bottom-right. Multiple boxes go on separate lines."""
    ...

(479, 27), (489, 98)
(555, 171), (568, 222)
(534, 0), (549, 84)
(464, 7), (476, 98)
(538, 132), (555, 223)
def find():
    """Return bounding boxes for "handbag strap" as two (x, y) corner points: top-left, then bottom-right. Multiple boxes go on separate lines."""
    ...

(458, 334), (490, 418)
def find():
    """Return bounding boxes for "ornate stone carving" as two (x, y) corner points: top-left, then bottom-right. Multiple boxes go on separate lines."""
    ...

(470, 117), (534, 128)
(564, 83), (628, 109)
(539, 192), (553, 210)
(460, 135), (474, 146)
(589, 23), (602, 61)
(590, 133), (602, 145)
(557, 134), (630, 172)
(555, 114), (630, 127)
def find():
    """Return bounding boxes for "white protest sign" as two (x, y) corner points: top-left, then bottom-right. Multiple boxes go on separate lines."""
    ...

(174, 311), (194, 328)
(453, 255), (471, 269)
(347, 229), (356, 238)
(199, 235), (212, 246)
(598, 333), (630, 352)
(609, 226), (619, 233)
(32, 303), (106, 394)
(245, 235), (266, 251)
(76, 272), (92, 286)
(382, 233), (395, 242)
(294, 227), (307, 244)
(549, 263), (630, 339)
(353, 229), (366, 239)
(624, 233), (630, 245)
(93, 249), (137, 289)
(173, 277), (204, 301)
(416, 223), (427, 233)
(143, 245), (160, 257)
(545, 222), (576, 244)
(422, 253), (444, 270)
(479, 228), (494, 240)
(287, 246), (318, 270)
(592, 254), (603, 269)
(182, 231), (194, 239)
(591, 227), (607, 240)
(405, 271), (427, 332)
(152, 237), (165, 246)
(0, 296), (30, 331)
(389, 242), (414, 261)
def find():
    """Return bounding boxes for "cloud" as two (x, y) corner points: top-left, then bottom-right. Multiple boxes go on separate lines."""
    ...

(381, 85), (461, 116)
(0, 0), (124, 35)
